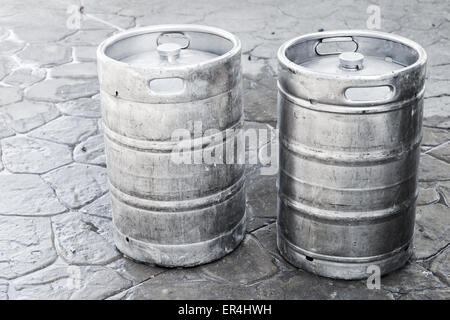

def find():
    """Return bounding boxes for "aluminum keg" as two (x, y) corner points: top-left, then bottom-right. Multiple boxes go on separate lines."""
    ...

(97, 25), (245, 267)
(276, 30), (427, 279)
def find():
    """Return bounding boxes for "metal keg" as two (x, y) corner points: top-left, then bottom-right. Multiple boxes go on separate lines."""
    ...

(97, 25), (245, 267)
(276, 30), (427, 279)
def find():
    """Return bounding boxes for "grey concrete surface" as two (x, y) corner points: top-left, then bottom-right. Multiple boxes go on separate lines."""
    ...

(0, 0), (449, 299)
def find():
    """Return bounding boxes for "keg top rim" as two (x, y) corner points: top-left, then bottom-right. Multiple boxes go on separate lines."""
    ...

(97, 24), (241, 70)
(278, 30), (427, 80)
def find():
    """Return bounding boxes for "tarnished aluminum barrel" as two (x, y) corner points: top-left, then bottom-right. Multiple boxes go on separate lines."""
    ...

(277, 30), (427, 279)
(97, 25), (245, 267)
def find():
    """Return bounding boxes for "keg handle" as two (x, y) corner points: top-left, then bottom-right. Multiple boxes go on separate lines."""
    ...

(315, 36), (359, 56)
(148, 77), (186, 95)
(343, 85), (395, 104)
(156, 31), (190, 49)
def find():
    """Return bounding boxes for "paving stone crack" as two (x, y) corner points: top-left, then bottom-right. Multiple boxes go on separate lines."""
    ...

(415, 242), (450, 262)
(102, 268), (171, 300)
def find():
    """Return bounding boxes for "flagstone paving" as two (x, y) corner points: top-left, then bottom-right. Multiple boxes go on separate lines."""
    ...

(0, 0), (449, 300)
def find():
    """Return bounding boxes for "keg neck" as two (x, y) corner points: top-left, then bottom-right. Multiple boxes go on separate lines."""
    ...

(339, 52), (364, 70)
(157, 42), (182, 64)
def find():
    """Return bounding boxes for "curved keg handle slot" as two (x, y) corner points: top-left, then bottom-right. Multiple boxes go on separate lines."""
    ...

(343, 85), (395, 103)
(156, 31), (190, 49)
(148, 77), (186, 96)
(315, 36), (359, 56)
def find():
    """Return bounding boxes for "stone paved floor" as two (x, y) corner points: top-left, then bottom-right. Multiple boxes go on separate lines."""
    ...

(0, 0), (449, 300)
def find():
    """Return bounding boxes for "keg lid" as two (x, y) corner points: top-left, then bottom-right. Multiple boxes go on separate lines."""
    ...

(300, 49), (404, 76)
(119, 32), (220, 67)
(279, 31), (426, 77)
(97, 25), (241, 102)
(277, 30), (427, 106)
(122, 44), (219, 67)
(100, 25), (239, 69)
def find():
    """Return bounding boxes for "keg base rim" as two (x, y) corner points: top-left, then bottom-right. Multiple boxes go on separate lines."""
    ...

(278, 235), (413, 280)
(113, 213), (247, 267)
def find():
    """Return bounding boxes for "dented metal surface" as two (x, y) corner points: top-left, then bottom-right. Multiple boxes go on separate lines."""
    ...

(276, 30), (427, 279)
(97, 25), (245, 267)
